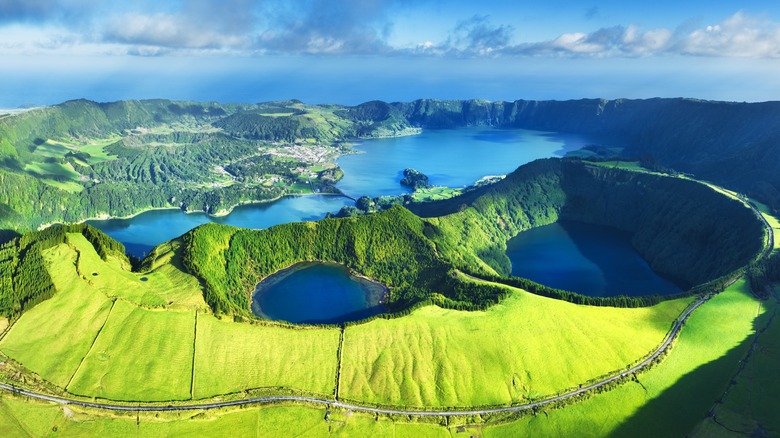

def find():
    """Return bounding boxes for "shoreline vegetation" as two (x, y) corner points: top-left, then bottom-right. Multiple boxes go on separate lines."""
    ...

(37, 191), (353, 232)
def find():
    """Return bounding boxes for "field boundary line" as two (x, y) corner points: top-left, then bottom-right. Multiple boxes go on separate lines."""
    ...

(334, 324), (345, 400)
(64, 299), (116, 392)
(189, 310), (198, 400)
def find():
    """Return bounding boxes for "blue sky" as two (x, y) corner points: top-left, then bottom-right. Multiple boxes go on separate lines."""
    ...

(2, 0), (780, 106)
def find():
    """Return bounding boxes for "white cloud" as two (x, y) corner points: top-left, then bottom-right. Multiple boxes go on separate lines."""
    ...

(2, 5), (780, 60)
(105, 12), (250, 51)
(504, 12), (780, 59)
(679, 12), (780, 57)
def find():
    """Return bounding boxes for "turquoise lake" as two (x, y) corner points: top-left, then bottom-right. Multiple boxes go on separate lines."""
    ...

(505, 221), (683, 297)
(91, 127), (586, 257)
(251, 262), (387, 324)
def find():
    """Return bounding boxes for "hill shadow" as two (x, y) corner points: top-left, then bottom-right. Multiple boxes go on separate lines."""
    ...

(609, 307), (773, 437)
(0, 229), (20, 245)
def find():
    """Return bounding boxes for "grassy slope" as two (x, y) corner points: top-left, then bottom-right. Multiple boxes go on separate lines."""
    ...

(70, 233), (205, 309)
(339, 276), (690, 407)
(0, 243), (114, 388)
(192, 315), (340, 399)
(483, 279), (764, 437)
(690, 287), (780, 437)
(66, 300), (196, 401)
(1, 232), (340, 402)
(0, 278), (761, 437)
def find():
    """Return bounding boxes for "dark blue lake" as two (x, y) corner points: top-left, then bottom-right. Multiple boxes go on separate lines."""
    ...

(505, 221), (683, 297)
(251, 262), (387, 324)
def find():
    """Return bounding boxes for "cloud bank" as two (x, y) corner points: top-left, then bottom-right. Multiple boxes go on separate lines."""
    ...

(1, 1), (779, 59)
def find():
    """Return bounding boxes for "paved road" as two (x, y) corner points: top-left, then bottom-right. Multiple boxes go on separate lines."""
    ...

(0, 180), (772, 417)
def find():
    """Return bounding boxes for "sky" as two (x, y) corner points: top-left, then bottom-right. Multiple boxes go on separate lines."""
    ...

(2, 0), (780, 106)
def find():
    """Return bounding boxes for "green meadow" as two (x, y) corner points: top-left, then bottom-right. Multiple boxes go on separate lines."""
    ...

(192, 315), (340, 399)
(0, 244), (114, 388)
(339, 276), (690, 407)
(0, 227), (689, 409)
(483, 279), (766, 437)
(0, 281), (764, 437)
(66, 300), (196, 401)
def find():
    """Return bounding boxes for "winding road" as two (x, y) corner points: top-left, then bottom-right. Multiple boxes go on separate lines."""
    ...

(0, 181), (773, 417)
(0, 290), (710, 417)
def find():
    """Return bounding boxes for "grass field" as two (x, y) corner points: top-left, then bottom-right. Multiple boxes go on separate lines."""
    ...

(192, 315), (340, 399)
(483, 278), (765, 437)
(411, 186), (464, 202)
(690, 287), (780, 437)
(71, 233), (205, 309)
(0, 244), (114, 388)
(751, 200), (780, 253)
(47, 137), (120, 164)
(0, 250), (778, 436)
(39, 179), (84, 193)
(339, 277), (691, 407)
(66, 300), (196, 401)
(0, 278), (762, 437)
(24, 161), (81, 181)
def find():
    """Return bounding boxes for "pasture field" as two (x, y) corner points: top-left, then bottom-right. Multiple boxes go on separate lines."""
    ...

(751, 200), (780, 252)
(47, 137), (120, 164)
(71, 233), (205, 309)
(411, 186), (463, 202)
(690, 287), (780, 437)
(483, 278), (766, 437)
(339, 277), (691, 407)
(23, 161), (80, 181)
(0, 244), (114, 388)
(192, 315), (340, 399)
(66, 300), (196, 401)
(39, 179), (84, 193)
(0, 281), (762, 437)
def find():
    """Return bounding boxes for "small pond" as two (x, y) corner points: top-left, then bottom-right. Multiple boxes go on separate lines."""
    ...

(251, 262), (387, 324)
(505, 221), (683, 297)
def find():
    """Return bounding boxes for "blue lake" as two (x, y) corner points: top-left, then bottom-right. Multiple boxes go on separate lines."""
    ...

(90, 127), (588, 257)
(88, 195), (351, 258)
(336, 128), (586, 198)
(505, 221), (683, 297)
(251, 262), (387, 324)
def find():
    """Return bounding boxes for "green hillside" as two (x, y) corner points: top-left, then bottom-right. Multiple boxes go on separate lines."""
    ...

(179, 159), (764, 317)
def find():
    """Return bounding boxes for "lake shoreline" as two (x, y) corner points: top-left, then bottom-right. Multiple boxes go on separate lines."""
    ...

(38, 192), (353, 232)
(251, 261), (389, 324)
